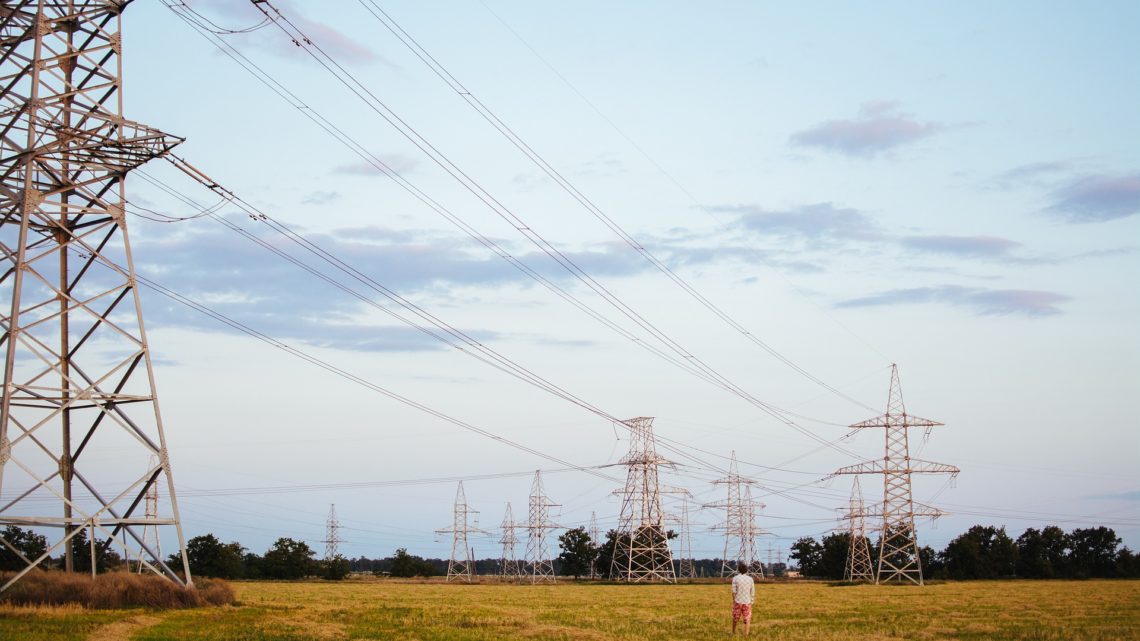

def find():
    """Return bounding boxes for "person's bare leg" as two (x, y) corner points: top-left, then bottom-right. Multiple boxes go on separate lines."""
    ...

(732, 615), (738, 635)
(743, 617), (751, 636)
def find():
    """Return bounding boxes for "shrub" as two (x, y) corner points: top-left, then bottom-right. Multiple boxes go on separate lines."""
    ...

(0, 571), (236, 609)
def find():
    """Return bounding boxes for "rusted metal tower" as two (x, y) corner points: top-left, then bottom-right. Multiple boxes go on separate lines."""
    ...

(497, 502), (522, 579)
(436, 482), (486, 582)
(522, 470), (558, 583)
(842, 477), (874, 582)
(610, 417), (676, 582)
(831, 364), (958, 585)
(0, 0), (190, 591)
(322, 504), (343, 560)
(708, 451), (765, 577)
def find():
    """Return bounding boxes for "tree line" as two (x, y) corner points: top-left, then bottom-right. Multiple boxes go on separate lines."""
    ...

(4, 523), (1136, 581)
(790, 525), (1140, 580)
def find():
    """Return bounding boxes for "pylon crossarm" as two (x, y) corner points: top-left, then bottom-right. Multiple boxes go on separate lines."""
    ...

(907, 458), (960, 474)
(830, 459), (886, 476)
(849, 414), (943, 429)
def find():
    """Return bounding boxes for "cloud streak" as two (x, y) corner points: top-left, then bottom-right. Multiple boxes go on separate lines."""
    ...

(1046, 172), (1140, 223)
(712, 202), (883, 244)
(837, 285), (1070, 317)
(789, 101), (948, 157)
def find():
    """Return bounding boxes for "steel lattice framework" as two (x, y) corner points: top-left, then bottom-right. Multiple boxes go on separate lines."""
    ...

(0, 0), (190, 591)
(436, 481), (486, 582)
(842, 477), (874, 582)
(677, 500), (696, 579)
(322, 504), (342, 560)
(497, 502), (523, 579)
(588, 510), (600, 579)
(831, 364), (959, 585)
(708, 451), (764, 577)
(610, 416), (676, 582)
(521, 470), (558, 583)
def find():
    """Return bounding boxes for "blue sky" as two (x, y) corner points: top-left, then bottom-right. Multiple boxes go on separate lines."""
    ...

(89, 0), (1140, 561)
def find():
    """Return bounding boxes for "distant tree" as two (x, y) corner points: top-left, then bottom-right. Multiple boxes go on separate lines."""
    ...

(261, 538), (316, 579)
(65, 527), (120, 573)
(593, 530), (620, 579)
(243, 552), (265, 579)
(1066, 527), (1120, 578)
(918, 545), (939, 577)
(940, 525), (1016, 579)
(1016, 527), (1067, 578)
(388, 548), (434, 578)
(320, 554), (352, 580)
(183, 534), (246, 579)
(0, 526), (48, 571)
(557, 527), (595, 579)
(1116, 547), (1140, 578)
(789, 536), (823, 577)
(818, 533), (851, 580)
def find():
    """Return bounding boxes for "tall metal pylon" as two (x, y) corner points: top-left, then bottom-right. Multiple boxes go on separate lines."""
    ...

(708, 451), (764, 577)
(831, 364), (959, 585)
(0, 0), (191, 592)
(677, 500), (696, 579)
(521, 470), (559, 583)
(842, 477), (874, 582)
(588, 510), (601, 579)
(134, 456), (161, 574)
(611, 417), (677, 582)
(435, 481), (486, 582)
(497, 502), (523, 579)
(322, 504), (343, 560)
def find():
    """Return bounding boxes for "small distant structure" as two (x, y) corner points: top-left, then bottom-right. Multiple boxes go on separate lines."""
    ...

(436, 482), (488, 582)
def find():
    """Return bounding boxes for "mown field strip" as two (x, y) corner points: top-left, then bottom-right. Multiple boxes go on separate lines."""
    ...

(2, 579), (1138, 641)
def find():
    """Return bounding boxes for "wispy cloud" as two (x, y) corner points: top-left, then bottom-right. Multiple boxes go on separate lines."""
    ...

(301, 190), (341, 205)
(900, 235), (1021, 259)
(837, 285), (1070, 317)
(789, 101), (948, 157)
(1046, 172), (1140, 223)
(712, 202), (882, 244)
(988, 161), (1073, 190)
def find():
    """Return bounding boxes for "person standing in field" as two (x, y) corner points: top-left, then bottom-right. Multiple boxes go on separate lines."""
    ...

(731, 562), (755, 636)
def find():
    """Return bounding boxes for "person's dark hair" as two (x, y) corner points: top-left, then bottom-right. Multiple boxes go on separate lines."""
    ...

(737, 563), (748, 575)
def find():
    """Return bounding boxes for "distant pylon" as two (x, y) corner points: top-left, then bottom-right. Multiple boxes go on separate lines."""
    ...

(435, 482), (487, 582)
(677, 501), (696, 579)
(708, 451), (764, 577)
(831, 364), (959, 585)
(0, 0), (191, 593)
(498, 502), (523, 579)
(322, 504), (343, 560)
(611, 417), (678, 582)
(843, 478), (874, 582)
(588, 511), (601, 579)
(135, 457), (162, 574)
(521, 470), (559, 583)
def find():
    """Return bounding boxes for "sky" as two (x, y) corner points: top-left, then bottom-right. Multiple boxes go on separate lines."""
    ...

(44, 0), (1137, 563)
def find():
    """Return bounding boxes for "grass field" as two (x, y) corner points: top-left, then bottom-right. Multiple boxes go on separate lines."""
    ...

(1, 578), (1137, 641)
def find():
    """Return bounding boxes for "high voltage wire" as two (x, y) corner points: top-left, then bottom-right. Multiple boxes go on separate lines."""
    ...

(355, 0), (880, 415)
(163, 1), (864, 464)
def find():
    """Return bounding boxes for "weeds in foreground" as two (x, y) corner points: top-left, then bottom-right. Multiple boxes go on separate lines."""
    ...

(0, 571), (235, 609)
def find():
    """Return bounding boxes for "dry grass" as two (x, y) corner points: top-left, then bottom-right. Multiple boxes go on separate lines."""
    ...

(0, 578), (1136, 641)
(0, 571), (235, 609)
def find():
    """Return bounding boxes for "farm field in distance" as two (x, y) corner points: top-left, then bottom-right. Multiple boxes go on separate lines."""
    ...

(1, 578), (1138, 641)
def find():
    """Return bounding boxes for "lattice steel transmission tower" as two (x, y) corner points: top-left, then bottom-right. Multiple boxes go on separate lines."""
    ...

(497, 502), (523, 579)
(322, 504), (343, 560)
(436, 482), (486, 582)
(521, 470), (558, 583)
(0, 0), (191, 592)
(611, 417), (677, 582)
(677, 500), (696, 579)
(708, 451), (764, 577)
(588, 510), (601, 579)
(842, 477), (874, 582)
(831, 364), (959, 585)
(134, 456), (161, 573)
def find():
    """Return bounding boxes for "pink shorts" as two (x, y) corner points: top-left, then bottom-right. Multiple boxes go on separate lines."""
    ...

(733, 602), (752, 622)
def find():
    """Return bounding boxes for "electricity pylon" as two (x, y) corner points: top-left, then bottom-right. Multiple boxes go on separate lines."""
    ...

(708, 451), (764, 577)
(436, 482), (487, 582)
(322, 504), (343, 560)
(134, 456), (161, 574)
(677, 500), (696, 579)
(611, 417), (677, 582)
(842, 478), (874, 582)
(497, 502), (523, 579)
(521, 470), (559, 583)
(0, 0), (191, 592)
(831, 364), (959, 585)
(588, 511), (602, 579)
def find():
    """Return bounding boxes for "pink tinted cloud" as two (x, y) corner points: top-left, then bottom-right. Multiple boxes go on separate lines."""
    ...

(790, 101), (947, 157)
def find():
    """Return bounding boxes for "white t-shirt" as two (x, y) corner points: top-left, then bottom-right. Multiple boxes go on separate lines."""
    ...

(732, 573), (755, 604)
